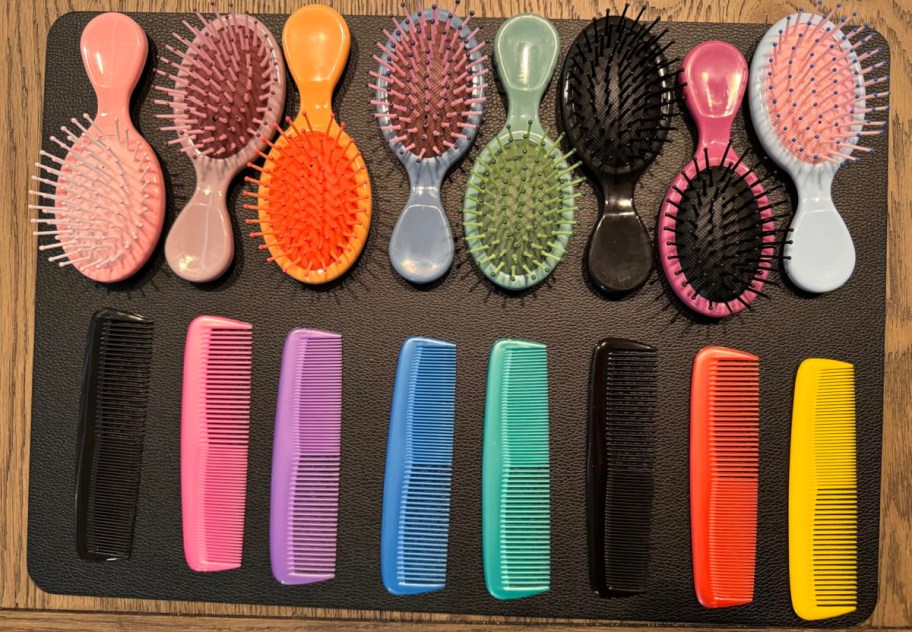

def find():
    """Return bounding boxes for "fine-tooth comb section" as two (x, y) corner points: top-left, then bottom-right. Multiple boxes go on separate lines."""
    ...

(587, 339), (657, 597)
(270, 329), (342, 585)
(181, 315), (253, 572)
(381, 337), (456, 595)
(75, 309), (153, 561)
(483, 339), (550, 600)
(690, 346), (760, 608)
(790, 359), (857, 621)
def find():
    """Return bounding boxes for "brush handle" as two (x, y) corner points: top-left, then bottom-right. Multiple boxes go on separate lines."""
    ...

(165, 175), (235, 284)
(587, 177), (653, 295)
(390, 161), (454, 284)
(80, 13), (147, 124)
(680, 41), (747, 160)
(784, 175), (856, 293)
(494, 14), (559, 134)
(283, 4), (350, 129)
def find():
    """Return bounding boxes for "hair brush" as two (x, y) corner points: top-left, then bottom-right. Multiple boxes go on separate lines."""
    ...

(30, 13), (165, 283)
(559, 5), (675, 295)
(462, 13), (580, 291)
(658, 41), (779, 318)
(245, 5), (371, 284)
(155, 9), (286, 283)
(372, 2), (488, 284)
(749, 3), (889, 293)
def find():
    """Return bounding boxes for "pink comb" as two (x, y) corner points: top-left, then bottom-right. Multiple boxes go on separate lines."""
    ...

(181, 315), (253, 572)
(749, 3), (889, 293)
(155, 10), (286, 283)
(659, 41), (777, 317)
(30, 13), (165, 283)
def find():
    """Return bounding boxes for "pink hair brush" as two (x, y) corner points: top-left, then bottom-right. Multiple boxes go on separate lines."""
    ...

(156, 9), (286, 283)
(658, 41), (779, 318)
(749, 2), (889, 293)
(30, 13), (165, 283)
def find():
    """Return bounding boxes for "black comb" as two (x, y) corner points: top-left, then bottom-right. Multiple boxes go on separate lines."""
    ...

(75, 309), (153, 561)
(587, 338), (657, 597)
(559, 5), (675, 295)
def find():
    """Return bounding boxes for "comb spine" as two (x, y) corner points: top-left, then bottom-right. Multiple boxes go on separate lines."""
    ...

(181, 315), (252, 572)
(690, 346), (760, 608)
(269, 328), (342, 585)
(75, 309), (152, 561)
(381, 337), (456, 595)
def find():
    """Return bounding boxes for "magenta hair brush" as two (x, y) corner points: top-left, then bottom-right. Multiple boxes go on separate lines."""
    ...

(372, 1), (488, 284)
(749, 2), (889, 293)
(156, 9), (286, 283)
(30, 13), (165, 283)
(658, 41), (778, 318)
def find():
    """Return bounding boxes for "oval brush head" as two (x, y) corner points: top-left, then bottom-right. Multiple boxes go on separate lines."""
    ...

(372, 2), (488, 284)
(659, 41), (779, 318)
(155, 10), (286, 283)
(245, 5), (371, 285)
(559, 5), (675, 295)
(463, 13), (580, 291)
(749, 2), (889, 293)
(30, 13), (165, 283)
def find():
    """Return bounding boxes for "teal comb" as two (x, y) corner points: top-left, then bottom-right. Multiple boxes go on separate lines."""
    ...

(482, 338), (551, 599)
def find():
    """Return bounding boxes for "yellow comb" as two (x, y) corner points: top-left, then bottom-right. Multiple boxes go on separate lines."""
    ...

(789, 358), (857, 621)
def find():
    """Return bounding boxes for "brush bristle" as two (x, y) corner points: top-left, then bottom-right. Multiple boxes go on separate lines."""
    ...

(762, 5), (889, 165)
(76, 310), (153, 561)
(464, 130), (580, 287)
(371, 3), (487, 160)
(244, 116), (370, 283)
(691, 347), (760, 608)
(30, 114), (163, 282)
(662, 152), (780, 315)
(154, 11), (281, 159)
(562, 5), (675, 172)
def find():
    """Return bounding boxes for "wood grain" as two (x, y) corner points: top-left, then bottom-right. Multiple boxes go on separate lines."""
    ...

(1, 0), (909, 629)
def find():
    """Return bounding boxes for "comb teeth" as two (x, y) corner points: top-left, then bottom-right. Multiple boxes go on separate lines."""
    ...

(270, 329), (342, 585)
(483, 339), (550, 600)
(561, 6), (675, 171)
(244, 115), (371, 284)
(181, 315), (253, 572)
(154, 11), (281, 158)
(690, 346), (760, 608)
(381, 337), (456, 595)
(790, 358), (857, 620)
(75, 309), (153, 561)
(30, 114), (163, 282)
(761, 7), (889, 165)
(372, 4), (487, 160)
(587, 339), (657, 597)
(464, 131), (580, 289)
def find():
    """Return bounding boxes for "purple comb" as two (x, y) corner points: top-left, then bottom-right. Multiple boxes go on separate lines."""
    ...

(269, 328), (342, 585)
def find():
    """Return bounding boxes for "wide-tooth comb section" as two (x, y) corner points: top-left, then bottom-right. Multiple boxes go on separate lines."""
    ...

(690, 346), (760, 608)
(181, 315), (253, 572)
(75, 309), (153, 561)
(587, 338), (657, 597)
(483, 339), (550, 600)
(381, 337), (457, 595)
(270, 329), (342, 585)
(790, 358), (857, 621)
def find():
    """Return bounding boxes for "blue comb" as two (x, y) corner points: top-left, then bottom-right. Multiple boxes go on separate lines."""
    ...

(381, 337), (457, 594)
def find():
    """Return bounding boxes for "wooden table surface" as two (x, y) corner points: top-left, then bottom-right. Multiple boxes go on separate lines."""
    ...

(2, 0), (910, 630)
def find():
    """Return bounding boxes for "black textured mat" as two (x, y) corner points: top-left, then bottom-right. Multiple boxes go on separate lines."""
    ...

(28, 11), (889, 627)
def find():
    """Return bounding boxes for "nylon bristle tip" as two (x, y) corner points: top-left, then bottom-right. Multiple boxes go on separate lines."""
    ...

(155, 11), (281, 158)
(30, 115), (162, 281)
(372, 3), (488, 159)
(764, 6), (889, 165)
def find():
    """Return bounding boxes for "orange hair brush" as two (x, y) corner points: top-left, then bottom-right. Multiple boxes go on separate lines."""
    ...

(245, 5), (371, 284)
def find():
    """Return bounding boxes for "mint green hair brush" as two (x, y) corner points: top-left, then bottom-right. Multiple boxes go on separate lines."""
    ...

(463, 14), (581, 291)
